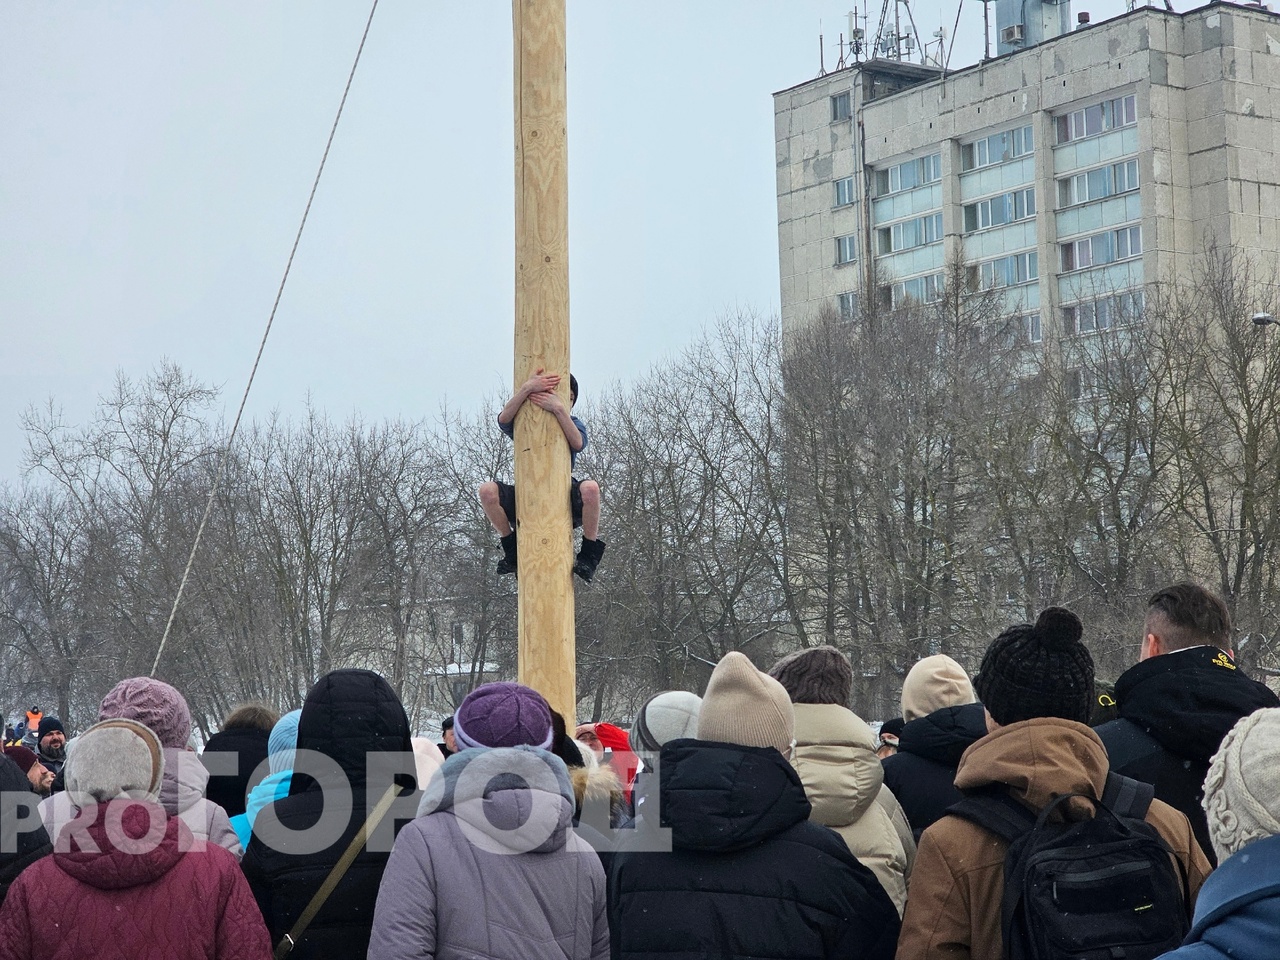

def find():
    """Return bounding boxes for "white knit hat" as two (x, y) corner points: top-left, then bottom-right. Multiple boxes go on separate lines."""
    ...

(1202, 706), (1280, 862)
(698, 652), (795, 757)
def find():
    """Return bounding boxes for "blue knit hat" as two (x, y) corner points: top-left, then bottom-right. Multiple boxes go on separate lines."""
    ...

(454, 682), (554, 750)
(268, 709), (302, 775)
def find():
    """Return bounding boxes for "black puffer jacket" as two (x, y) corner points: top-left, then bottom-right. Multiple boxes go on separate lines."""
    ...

(608, 739), (899, 960)
(202, 724), (271, 818)
(1096, 646), (1279, 865)
(0, 754), (52, 905)
(240, 670), (417, 959)
(881, 702), (987, 840)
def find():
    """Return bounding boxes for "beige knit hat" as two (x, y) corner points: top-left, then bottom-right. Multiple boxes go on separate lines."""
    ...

(1202, 706), (1280, 863)
(901, 654), (977, 722)
(698, 651), (795, 757)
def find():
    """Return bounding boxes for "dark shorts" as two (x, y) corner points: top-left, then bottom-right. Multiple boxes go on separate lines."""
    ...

(498, 479), (584, 529)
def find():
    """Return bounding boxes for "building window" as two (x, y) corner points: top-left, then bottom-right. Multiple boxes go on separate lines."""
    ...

(831, 92), (852, 122)
(835, 235), (858, 265)
(1057, 159), (1139, 207)
(960, 125), (1034, 171)
(1060, 225), (1142, 271)
(873, 153), (943, 197)
(1065, 368), (1097, 401)
(837, 291), (859, 320)
(834, 176), (856, 207)
(1062, 290), (1145, 336)
(963, 188), (1036, 232)
(1055, 94), (1137, 144)
(968, 251), (1038, 289)
(882, 272), (945, 307)
(877, 213), (943, 254)
(1025, 312), (1042, 344)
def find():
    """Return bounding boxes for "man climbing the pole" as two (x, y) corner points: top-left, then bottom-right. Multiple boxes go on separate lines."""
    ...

(479, 369), (606, 582)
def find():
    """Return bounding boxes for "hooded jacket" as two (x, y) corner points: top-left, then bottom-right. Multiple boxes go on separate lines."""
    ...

(609, 739), (900, 960)
(240, 669), (417, 960)
(368, 746), (609, 960)
(39, 747), (241, 860)
(896, 718), (1211, 960)
(791, 703), (914, 915)
(1158, 832), (1280, 960)
(0, 754), (51, 907)
(1096, 646), (1279, 864)
(0, 797), (269, 960)
(881, 702), (987, 839)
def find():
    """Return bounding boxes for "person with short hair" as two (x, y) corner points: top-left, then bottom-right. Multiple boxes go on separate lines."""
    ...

(201, 702), (280, 818)
(437, 714), (456, 758)
(1096, 582), (1280, 864)
(478, 369), (606, 582)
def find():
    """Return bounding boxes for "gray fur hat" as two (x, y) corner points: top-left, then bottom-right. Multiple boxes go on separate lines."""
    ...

(767, 645), (853, 706)
(631, 691), (701, 753)
(65, 718), (165, 806)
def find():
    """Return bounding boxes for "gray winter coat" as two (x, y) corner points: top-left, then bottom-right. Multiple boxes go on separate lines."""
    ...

(368, 746), (608, 960)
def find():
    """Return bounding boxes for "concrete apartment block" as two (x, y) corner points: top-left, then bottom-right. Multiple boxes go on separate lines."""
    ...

(774, 1), (1280, 337)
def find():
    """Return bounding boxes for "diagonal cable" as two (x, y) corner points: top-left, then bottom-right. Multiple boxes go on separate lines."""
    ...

(151, 0), (380, 677)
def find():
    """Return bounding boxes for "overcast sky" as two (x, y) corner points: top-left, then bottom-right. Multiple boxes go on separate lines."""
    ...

(1, 1), (1127, 481)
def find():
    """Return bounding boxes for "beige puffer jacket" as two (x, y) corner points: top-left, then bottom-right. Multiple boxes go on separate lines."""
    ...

(791, 703), (915, 915)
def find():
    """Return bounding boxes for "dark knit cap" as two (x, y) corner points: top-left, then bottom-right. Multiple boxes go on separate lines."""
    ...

(37, 717), (64, 739)
(975, 607), (1095, 726)
(3, 746), (40, 775)
(768, 645), (854, 706)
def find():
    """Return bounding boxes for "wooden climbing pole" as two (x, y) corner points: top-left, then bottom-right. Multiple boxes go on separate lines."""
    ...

(512, 0), (576, 724)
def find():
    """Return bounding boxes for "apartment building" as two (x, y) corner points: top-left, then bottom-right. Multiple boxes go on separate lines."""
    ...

(774, 1), (1280, 342)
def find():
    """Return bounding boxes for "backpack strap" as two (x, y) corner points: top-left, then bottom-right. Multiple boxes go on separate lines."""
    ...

(273, 783), (402, 959)
(946, 789), (1038, 846)
(1099, 771), (1154, 819)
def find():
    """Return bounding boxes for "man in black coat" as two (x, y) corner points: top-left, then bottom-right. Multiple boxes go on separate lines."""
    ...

(241, 670), (418, 959)
(609, 652), (899, 960)
(0, 752), (52, 905)
(1096, 582), (1280, 865)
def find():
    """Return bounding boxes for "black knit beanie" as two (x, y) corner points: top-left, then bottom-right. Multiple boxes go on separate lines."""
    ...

(975, 607), (1095, 726)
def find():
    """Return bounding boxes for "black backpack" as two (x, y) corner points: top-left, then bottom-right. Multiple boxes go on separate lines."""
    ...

(947, 772), (1190, 960)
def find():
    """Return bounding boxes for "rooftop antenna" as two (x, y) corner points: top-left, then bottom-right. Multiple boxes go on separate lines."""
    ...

(819, 19), (827, 76)
(849, 9), (867, 62)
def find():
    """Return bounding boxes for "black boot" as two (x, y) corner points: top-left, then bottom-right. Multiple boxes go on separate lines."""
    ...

(496, 532), (518, 576)
(573, 537), (607, 583)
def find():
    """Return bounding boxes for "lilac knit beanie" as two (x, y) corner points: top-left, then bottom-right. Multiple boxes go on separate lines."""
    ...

(454, 682), (554, 750)
(98, 677), (193, 749)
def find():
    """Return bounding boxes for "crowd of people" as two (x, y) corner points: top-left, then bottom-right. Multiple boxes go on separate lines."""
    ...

(0, 580), (1277, 959)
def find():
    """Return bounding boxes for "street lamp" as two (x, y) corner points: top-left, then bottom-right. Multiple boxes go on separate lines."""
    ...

(1252, 312), (1276, 327)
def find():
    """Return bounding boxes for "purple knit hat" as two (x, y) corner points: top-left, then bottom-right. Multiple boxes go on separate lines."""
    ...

(98, 677), (193, 749)
(453, 682), (554, 750)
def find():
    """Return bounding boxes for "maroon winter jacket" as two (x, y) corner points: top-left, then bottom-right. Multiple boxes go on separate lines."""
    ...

(0, 800), (270, 960)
